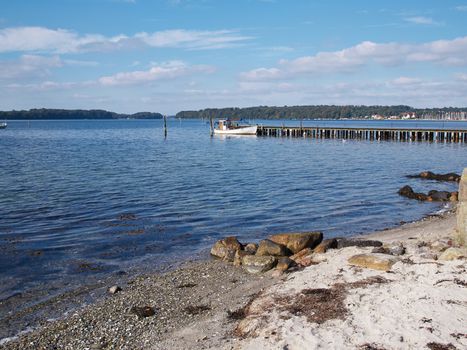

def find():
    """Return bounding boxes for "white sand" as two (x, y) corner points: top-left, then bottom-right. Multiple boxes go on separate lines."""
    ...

(235, 213), (467, 350)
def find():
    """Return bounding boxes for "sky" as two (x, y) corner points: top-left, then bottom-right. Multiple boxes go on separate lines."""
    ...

(1, 0), (467, 114)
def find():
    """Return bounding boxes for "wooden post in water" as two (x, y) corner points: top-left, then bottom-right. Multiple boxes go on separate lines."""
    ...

(209, 117), (214, 136)
(164, 115), (167, 138)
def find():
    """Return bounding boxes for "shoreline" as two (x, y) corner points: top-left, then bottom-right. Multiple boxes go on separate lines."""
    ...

(1, 208), (463, 349)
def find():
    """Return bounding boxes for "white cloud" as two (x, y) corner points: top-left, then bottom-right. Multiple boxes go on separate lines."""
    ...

(392, 77), (422, 85)
(0, 26), (251, 53)
(98, 61), (215, 86)
(241, 36), (467, 81)
(136, 29), (251, 50)
(404, 16), (439, 25)
(0, 54), (63, 80)
(455, 5), (467, 11)
(240, 67), (283, 81)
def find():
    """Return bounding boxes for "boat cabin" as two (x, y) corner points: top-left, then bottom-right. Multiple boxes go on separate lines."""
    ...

(217, 119), (240, 130)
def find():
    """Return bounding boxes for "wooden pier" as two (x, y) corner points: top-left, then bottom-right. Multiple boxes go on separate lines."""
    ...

(257, 125), (467, 143)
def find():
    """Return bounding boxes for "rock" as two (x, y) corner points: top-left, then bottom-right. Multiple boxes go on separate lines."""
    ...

(210, 236), (242, 262)
(242, 255), (277, 274)
(276, 257), (293, 272)
(348, 253), (399, 271)
(389, 244), (406, 256)
(420, 252), (438, 260)
(407, 171), (460, 182)
(108, 285), (122, 294)
(371, 246), (391, 254)
(233, 250), (251, 267)
(290, 248), (313, 262)
(244, 243), (258, 255)
(289, 248), (315, 267)
(438, 247), (466, 261)
(295, 253), (316, 267)
(270, 269), (284, 278)
(313, 238), (338, 253)
(398, 185), (429, 201)
(450, 192), (458, 202)
(130, 306), (155, 318)
(269, 232), (323, 254)
(256, 239), (287, 257)
(427, 190), (451, 202)
(430, 240), (451, 252)
(337, 239), (383, 249)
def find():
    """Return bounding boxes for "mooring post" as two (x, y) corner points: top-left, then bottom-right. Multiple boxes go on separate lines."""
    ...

(164, 115), (168, 138)
(209, 117), (214, 136)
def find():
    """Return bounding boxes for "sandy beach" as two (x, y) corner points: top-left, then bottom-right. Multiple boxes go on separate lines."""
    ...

(0, 208), (465, 350)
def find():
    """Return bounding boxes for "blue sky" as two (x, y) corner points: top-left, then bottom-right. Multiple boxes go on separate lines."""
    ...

(1, 0), (467, 114)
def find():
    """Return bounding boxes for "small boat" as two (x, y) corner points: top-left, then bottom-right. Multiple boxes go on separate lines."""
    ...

(213, 119), (257, 135)
(0, 122), (7, 129)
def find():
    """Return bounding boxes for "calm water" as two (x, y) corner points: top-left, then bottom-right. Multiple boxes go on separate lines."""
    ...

(1, 119), (467, 302)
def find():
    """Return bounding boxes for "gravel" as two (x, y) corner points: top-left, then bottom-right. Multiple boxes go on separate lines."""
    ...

(0, 260), (275, 350)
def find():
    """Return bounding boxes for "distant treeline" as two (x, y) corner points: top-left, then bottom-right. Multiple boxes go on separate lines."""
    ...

(0, 109), (163, 120)
(176, 105), (467, 120)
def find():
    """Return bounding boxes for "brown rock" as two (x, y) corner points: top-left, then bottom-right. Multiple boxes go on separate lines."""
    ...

(130, 306), (155, 318)
(276, 257), (294, 272)
(210, 236), (242, 262)
(348, 253), (399, 271)
(244, 243), (258, 254)
(242, 255), (277, 274)
(450, 192), (458, 202)
(256, 239), (287, 257)
(295, 253), (316, 267)
(398, 185), (429, 201)
(313, 238), (338, 253)
(290, 248), (313, 262)
(269, 232), (323, 254)
(233, 250), (252, 267)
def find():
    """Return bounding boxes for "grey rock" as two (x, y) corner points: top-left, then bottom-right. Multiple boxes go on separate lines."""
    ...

(337, 239), (383, 249)
(108, 285), (122, 294)
(242, 255), (277, 274)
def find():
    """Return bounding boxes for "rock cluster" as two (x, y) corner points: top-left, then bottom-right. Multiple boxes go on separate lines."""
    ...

(210, 232), (324, 274)
(210, 233), (403, 274)
(398, 185), (458, 202)
(406, 171), (460, 182)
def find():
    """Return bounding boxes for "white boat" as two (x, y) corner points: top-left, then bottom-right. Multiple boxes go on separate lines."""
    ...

(213, 119), (257, 135)
(0, 122), (7, 129)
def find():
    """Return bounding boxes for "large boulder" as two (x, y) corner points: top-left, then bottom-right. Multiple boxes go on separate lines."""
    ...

(348, 253), (399, 271)
(210, 236), (242, 262)
(242, 255), (277, 274)
(256, 239), (287, 256)
(269, 232), (323, 254)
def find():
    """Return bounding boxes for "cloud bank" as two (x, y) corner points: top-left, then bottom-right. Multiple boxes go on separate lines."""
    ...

(241, 36), (467, 81)
(0, 26), (252, 53)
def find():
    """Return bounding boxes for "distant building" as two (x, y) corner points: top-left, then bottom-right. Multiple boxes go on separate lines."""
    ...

(401, 112), (416, 120)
